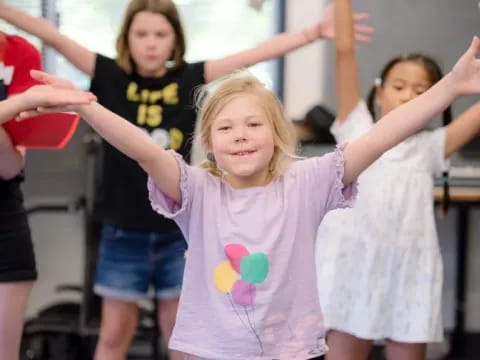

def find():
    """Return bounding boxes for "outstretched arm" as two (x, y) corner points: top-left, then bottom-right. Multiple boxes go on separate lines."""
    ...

(0, 3), (95, 76)
(445, 101), (480, 157)
(341, 37), (480, 185)
(204, 3), (373, 82)
(0, 84), (95, 179)
(335, 0), (362, 122)
(19, 71), (182, 204)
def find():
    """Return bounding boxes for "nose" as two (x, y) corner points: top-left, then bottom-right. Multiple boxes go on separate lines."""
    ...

(145, 35), (157, 48)
(400, 88), (416, 103)
(233, 126), (247, 143)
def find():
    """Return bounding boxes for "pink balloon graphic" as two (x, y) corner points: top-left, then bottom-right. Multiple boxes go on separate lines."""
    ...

(225, 244), (249, 273)
(232, 279), (256, 306)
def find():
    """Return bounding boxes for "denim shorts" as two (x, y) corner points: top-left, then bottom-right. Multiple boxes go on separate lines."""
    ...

(94, 224), (187, 302)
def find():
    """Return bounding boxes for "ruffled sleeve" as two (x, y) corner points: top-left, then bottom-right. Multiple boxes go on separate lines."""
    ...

(147, 150), (202, 223)
(327, 144), (358, 210)
(290, 145), (358, 224)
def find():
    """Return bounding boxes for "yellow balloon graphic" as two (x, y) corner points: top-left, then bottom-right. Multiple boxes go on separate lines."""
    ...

(214, 261), (237, 293)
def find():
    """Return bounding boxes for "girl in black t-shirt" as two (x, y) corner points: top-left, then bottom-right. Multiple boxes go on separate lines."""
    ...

(0, 1), (374, 358)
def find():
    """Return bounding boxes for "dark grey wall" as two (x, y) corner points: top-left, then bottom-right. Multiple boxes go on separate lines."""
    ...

(321, 0), (480, 155)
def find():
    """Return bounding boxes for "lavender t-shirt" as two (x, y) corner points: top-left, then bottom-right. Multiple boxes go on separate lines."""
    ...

(148, 146), (357, 360)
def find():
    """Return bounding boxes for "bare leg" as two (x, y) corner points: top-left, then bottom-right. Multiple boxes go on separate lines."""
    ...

(157, 297), (183, 360)
(385, 340), (426, 360)
(94, 298), (138, 360)
(0, 281), (33, 360)
(325, 330), (373, 360)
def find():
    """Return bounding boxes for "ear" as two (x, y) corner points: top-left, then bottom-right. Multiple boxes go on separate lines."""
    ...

(204, 139), (213, 154)
(374, 86), (383, 107)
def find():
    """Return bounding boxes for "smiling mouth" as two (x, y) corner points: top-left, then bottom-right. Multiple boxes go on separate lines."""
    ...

(232, 150), (256, 156)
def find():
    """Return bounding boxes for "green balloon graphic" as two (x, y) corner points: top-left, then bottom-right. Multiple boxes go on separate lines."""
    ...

(240, 253), (269, 284)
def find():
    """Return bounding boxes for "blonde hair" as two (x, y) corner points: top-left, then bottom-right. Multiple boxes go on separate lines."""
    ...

(195, 72), (297, 178)
(115, 0), (186, 74)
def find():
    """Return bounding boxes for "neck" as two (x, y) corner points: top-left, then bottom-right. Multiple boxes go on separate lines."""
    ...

(136, 65), (168, 78)
(224, 169), (273, 189)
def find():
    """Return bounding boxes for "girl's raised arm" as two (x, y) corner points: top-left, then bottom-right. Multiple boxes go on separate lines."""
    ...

(204, 3), (373, 82)
(19, 70), (182, 204)
(341, 37), (480, 185)
(444, 101), (480, 157)
(0, 3), (95, 76)
(334, 0), (362, 122)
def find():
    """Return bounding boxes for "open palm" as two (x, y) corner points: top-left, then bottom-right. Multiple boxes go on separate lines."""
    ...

(17, 70), (96, 120)
(450, 37), (480, 96)
(315, 3), (374, 43)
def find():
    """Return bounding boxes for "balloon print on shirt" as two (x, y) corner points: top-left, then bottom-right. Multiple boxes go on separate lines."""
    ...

(214, 243), (269, 355)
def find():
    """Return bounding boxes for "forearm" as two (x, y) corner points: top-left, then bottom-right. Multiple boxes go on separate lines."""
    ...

(367, 74), (456, 154)
(0, 3), (62, 48)
(335, 0), (361, 121)
(205, 27), (318, 81)
(76, 102), (162, 163)
(445, 101), (480, 157)
(76, 102), (181, 203)
(249, 27), (317, 63)
(0, 96), (30, 124)
(335, 0), (355, 53)
(0, 127), (24, 180)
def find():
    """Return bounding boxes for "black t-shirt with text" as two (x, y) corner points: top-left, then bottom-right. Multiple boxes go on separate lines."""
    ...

(90, 54), (205, 232)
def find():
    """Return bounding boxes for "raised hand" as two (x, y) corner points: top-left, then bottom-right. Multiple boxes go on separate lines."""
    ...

(449, 36), (480, 96)
(30, 69), (78, 90)
(16, 71), (96, 119)
(304, 3), (374, 43)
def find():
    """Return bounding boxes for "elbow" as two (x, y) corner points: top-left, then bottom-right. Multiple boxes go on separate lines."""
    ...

(0, 166), (23, 181)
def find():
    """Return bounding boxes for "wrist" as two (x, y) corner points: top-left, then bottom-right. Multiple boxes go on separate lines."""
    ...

(301, 26), (317, 44)
(75, 101), (96, 117)
(442, 72), (461, 100)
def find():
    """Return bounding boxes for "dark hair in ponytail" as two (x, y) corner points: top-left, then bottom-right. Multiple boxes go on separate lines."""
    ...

(366, 54), (452, 213)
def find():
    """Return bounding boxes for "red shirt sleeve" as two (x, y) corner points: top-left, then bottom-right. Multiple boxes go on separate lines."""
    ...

(4, 35), (43, 95)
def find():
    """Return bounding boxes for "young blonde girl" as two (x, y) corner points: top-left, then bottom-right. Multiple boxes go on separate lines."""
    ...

(316, 1), (480, 360)
(17, 32), (480, 358)
(0, 2), (373, 358)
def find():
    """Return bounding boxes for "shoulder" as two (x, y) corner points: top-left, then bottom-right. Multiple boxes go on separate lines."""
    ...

(330, 101), (374, 142)
(91, 54), (126, 90)
(173, 61), (206, 84)
(94, 54), (122, 74)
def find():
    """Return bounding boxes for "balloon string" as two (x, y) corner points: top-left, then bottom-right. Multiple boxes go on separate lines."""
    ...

(244, 306), (264, 355)
(227, 293), (249, 331)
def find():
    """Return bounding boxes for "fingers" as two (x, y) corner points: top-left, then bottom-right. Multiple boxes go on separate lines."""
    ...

(30, 70), (76, 89)
(37, 105), (78, 113)
(469, 36), (480, 56)
(16, 110), (43, 121)
(62, 91), (97, 103)
(354, 34), (372, 44)
(352, 12), (370, 22)
(30, 70), (53, 84)
(354, 24), (375, 35)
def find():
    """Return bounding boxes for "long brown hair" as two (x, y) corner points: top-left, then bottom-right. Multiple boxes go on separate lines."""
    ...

(115, 0), (186, 74)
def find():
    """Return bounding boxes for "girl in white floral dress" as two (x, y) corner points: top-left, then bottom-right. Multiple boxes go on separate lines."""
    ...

(316, 1), (480, 359)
